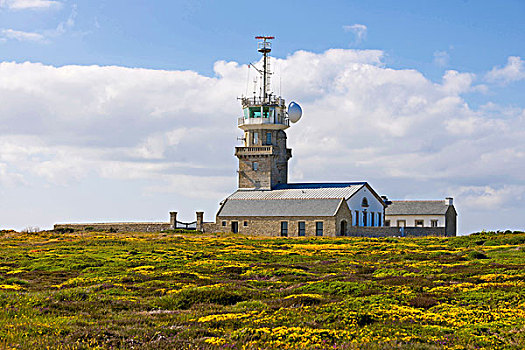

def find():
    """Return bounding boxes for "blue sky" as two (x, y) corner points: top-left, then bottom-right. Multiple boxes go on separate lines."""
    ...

(1, 0), (525, 233)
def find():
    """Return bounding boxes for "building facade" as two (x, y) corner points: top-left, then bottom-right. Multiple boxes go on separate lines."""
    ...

(384, 198), (457, 236)
(205, 182), (386, 236)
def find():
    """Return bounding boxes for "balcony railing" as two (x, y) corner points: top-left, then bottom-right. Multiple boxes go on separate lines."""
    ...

(238, 117), (290, 127)
(240, 96), (285, 108)
(235, 146), (274, 156)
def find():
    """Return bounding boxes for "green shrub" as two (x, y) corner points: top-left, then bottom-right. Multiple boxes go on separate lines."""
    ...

(468, 251), (488, 259)
(52, 288), (90, 302)
(54, 227), (74, 234)
(409, 295), (439, 309)
(156, 285), (249, 310)
(231, 300), (268, 312)
(295, 281), (366, 296)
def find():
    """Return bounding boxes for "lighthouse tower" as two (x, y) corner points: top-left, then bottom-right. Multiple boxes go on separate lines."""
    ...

(236, 36), (301, 190)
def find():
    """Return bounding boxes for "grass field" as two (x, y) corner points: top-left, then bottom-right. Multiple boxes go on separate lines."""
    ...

(0, 229), (524, 349)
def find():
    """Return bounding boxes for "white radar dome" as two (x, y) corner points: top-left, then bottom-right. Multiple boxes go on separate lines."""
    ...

(288, 102), (302, 123)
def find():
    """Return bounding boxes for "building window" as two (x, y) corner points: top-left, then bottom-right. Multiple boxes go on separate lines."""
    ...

(253, 132), (259, 145)
(266, 132), (272, 145)
(378, 213), (382, 227)
(221, 221), (226, 227)
(298, 221), (306, 236)
(385, 220), (390, 227)
(243, 221), (248, 227)
(397, 220), (406, 228)
(361, 197), (369, 207)
(371, 212), (375, 226)
(252, 162), (258, 171)
(280, 221), (288, 237)
(363, 212), (367, 226)
(355, 211), (359, 226)
(431, 220), (438, 227)
(415, 220), (424, 227)
(315, 222), (323, 236)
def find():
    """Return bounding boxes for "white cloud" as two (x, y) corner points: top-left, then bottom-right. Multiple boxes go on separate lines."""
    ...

(0, 0), (61, 10)
(486, 56), (525, 84)
(0, 3), (75, 44)
(0, 28), (45, 42)
(433, 50), (449, 67)
(53, 4), (76, 36)
(440, 70), (475, 95)
(343, 24), (367, 44)
(455, 185), (525, 211)
(1, 49), (524, 232)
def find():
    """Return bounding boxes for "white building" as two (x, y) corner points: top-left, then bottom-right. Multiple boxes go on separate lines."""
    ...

(384, 198), (457, 236)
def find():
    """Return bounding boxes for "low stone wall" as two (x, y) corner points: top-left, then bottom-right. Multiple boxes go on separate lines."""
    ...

(405, 227), (448, 237)
(54, 220), (448, 237)
(54, 222), (171, 233)
(347, 226), (447, 237)
(203, 219), (448, 238)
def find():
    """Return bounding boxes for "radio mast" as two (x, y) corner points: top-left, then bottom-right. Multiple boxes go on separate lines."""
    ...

(255, 36), (274, 102)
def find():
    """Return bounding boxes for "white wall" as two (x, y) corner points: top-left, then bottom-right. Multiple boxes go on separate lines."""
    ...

(347, 186), (384, 227)
(384, 215), (445, 227)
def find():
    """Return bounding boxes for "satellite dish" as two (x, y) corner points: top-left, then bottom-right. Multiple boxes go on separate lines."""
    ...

(288, 102), (302, 123)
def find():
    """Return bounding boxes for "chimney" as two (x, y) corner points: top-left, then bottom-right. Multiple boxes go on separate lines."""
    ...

(445, 197), (453, 206)
(169, 211), (177, 229)
(196, 211), (204, 232)
(381, 195), (392, 206)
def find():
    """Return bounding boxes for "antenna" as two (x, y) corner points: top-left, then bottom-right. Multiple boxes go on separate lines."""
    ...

(279, 61), (282, 97)
(255, 36), (274, 102)
(245, 64), (250, 96)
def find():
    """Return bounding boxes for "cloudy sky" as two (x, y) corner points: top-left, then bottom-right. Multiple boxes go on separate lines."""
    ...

(1, 0), (524, 234)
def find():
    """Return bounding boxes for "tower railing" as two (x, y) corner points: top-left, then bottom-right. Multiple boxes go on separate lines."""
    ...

(238, 117), (290, 127)
(240, 96), (285, 108)
(235, 146), (274, 156)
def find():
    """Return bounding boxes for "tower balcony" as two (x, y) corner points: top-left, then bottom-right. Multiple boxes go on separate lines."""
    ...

(238, 117), (290, 130)
(235, 146), (275, 157)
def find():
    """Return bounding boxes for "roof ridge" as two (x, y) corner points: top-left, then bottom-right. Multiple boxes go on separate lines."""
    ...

(229, 197), (343, 200)
(391, 200), (444, 202)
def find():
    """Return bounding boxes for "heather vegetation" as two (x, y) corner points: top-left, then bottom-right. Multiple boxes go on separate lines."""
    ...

(0, 229), (524, 349)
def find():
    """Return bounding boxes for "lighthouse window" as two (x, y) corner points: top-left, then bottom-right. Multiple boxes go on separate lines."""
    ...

(265, 132), (272, 145)
(262, 107), (270, 118)
(252, 162), (258, 171)
(249, 107), (261, 118)
(253, 132), (259, 145)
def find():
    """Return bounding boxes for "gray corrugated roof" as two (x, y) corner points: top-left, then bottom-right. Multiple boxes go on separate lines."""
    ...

(228, 183), (364, 200)
(385, 201), (449, 215)
(217, 198), (343, 217)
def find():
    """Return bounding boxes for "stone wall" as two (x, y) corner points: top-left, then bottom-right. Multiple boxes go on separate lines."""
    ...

(54, 222), (171, 233)
(203, 219), (448, 238)
(236, 130), (291, 190)
(346, 226), (447, 237)
(445, 206), (457, 237)
(207, 216), (339, 237)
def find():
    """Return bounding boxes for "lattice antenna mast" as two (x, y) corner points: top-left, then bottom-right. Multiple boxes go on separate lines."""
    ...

(255, 36), (274, 102)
